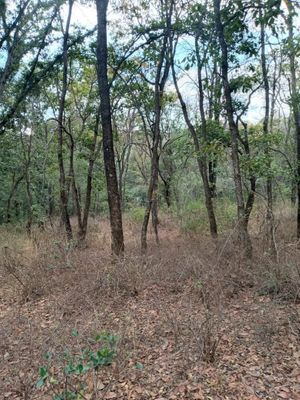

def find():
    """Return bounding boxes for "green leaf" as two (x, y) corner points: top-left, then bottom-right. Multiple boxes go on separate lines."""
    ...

(135, 362), (144, 370)
(39, 366), (48, 378)
(36, 378), (45, 389)
(43, 351), (52, 360)
(49, 377), (59, 385)
(71, 329), (79, 337)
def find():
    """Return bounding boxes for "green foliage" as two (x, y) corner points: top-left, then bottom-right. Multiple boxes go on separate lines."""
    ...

(178, 198), (236, 233)
(200, 121), (230, 160)
(0, 0), (298, 244)
(36, 331), (118, 399)
(36, 366), (48, 389)
(230, 74), (259, 93)
(240, 125), (284, 179)
(127, 207), (145, 224)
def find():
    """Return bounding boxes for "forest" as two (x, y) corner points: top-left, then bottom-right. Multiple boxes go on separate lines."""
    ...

(1, 0), (300, 399)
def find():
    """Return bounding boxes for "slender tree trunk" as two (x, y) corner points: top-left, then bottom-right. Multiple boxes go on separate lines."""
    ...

(140, 1), (173, 252)
(170, 38), (218, 238)
(260, 9), (276, 256)
(47, 184), (54, 225)
(151, 188), (160, 245)
(68, 132), (83, 237)
(14, 200), (20, 220)
(116, 141), (132, 210)
(284, 0), (300, 239)
(196, 36), (219, 204)
(120, 144), (132, 209)
(79, 112), (102, 241)
(208, 160), (217, 198)
(159, 171), (172, 208)
(20, 132), (33, 235)
(6, 173), (24, 223)
(96, 0), (124, 255)
(245, 175), (256, 228)
(240, 122), (256, 229)
(141, 119), (161, 251)
(214, 0), (252, 257)
(208, 61), (221, 198)
(57, 0), (73, 240)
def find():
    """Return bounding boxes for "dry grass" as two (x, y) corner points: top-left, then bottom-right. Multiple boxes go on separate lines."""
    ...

(1, 209), (300, 399)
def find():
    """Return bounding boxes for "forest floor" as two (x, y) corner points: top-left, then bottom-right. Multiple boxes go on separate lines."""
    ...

(1, 215), (300, 400)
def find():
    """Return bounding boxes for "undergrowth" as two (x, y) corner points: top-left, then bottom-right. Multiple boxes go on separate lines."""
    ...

(1, 210), (300, 399)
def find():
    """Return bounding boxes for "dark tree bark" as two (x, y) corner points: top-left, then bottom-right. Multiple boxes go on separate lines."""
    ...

(67, 128), (83, 237)
(213, 0), (252, 257)
(140, 66), (164, 250)
(96, 0), (124, 255)
(238, 120), (256, 230)
(20, 131), (33, 235)
(159, 161), (173, 209)
(57, 0), (73, 241)
(208, 60), (222, 198)
(208, 160), (217, 198)
(6, 173), (24, 223)
(260, 6), (276, 256)
(47, 184), (54, 223)
(284, 0), (300, 239)
(79, 110), (102, 241)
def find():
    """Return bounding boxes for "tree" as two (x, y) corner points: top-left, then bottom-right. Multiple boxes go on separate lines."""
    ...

(96, 0), (124, 255)
(258, 1), (276, 256)
(140, 0), (174, 252)
(0, 0), (59, 131)
(57, 0), (74, 241)
(283, 0), (300, 239)
(213, 0), (252, 256)
(170, 34), (218, 239)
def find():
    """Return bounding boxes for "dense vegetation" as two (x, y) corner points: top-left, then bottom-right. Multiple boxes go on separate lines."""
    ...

(1, 0), (299, 256)
(1, 1), (300, 399)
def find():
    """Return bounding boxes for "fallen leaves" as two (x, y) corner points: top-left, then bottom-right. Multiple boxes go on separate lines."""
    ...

(1, 273), (300, 400)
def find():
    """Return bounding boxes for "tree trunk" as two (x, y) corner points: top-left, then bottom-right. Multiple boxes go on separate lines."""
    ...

(196, 35), (219, 212)
(260, 8), (276, 256)
(140, 1), (173, 252)
(68, 131), (83, 237)
(57, 0), (73, 241)
(20, 132), (33, 235)
(285, 0), (300, 239)
(6, 173), (24, 223)
(96, 0), (124, 255)
(159, 172), (172, 208)
(141, 125), (160, 251)
(208, 160), (217, 198)
(47, 184), (54, 224)
(170, 38), (218, 239)
(79, 111), (102, 241)
(214, 0), (252, 257)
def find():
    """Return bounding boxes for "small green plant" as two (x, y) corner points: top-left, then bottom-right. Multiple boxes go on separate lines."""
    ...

(36, 330), (118, 399)
(134, 362), (144, 370)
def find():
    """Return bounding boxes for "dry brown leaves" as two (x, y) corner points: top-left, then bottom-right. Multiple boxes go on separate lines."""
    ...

(1, 220), (300, 399)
